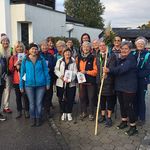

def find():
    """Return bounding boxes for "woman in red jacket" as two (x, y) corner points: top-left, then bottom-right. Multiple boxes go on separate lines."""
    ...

(9, 41), (29, 119)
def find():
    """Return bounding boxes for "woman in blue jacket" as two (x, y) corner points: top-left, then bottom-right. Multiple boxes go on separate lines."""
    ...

(20, 43), (50, 127)
(103, 41), (138, 136)
(133, 36), (150, 125)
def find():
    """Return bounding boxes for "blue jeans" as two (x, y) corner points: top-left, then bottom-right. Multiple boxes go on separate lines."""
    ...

(25, 86), (45, 119)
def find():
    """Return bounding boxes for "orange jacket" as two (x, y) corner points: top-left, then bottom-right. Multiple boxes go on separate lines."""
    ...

(76, 55), (97, 76)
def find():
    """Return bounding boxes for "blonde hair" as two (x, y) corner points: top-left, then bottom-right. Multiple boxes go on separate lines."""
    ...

(13, 41), (25, 55)
(56, 40), (66, 48)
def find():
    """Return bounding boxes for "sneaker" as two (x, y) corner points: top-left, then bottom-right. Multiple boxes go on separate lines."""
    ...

(3, 108), (12, 113)
(89, 114), (94, 121)
(30, 118), (36, 127)
(61, 113), (67, 121)
(105, 118), (112, 127)
(125, 126), (138, 136)
(67, 113), (72, 121)
(117, 121), (128, 129)
(16, 111), (22, 119)
(0, 113), (7, 121)
(36, 118), (41, 127)
(98, 116), (106, 123)
(79, 112), (87, 120)
(24, 111), (30, 118)
(137, 120), (145, 126)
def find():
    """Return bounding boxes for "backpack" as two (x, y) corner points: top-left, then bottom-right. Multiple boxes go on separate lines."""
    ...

(132, 51), (150, 69)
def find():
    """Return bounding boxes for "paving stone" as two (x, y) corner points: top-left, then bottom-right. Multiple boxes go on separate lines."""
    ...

(92, 146), (105, 150)
(5, 89), (150, 150)
(114, 147), (128, 150)
(124, 143), (137, 150)
(102, 144), (115, 150)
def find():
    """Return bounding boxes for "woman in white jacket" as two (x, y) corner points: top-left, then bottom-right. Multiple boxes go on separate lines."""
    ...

(55, 48), (77, 121)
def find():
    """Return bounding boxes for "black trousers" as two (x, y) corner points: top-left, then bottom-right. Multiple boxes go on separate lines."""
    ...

(43, 83), (53, 113)
(79, 84), (96, 115)
(57, 85), (76, 113)
(100, 95), (113, 111)
(0, 85), (5, 108)
(117, 91), (136, 124)
(134, 80), (147, 121)
(13, 84), (29, 112)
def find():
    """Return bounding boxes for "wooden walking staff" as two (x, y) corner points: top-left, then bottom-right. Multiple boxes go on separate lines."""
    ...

(95, 46), (109, 135)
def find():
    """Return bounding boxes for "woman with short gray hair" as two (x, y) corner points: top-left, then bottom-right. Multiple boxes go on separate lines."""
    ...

(103, 41), (138, 136)
(133, 36), (150, 126)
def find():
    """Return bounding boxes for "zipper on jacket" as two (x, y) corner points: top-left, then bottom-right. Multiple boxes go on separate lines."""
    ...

(31, 61), (36, 86)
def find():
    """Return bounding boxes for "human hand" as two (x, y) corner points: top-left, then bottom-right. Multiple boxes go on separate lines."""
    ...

(14, 60), (21, 66)
(103, 67), (109, 73)
(46, 85), (50, 90)
(20, 89), (24, 93)
(80, 70), (87, 74)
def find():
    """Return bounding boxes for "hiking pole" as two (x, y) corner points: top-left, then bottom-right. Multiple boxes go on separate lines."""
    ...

(95, 46), (108, 135)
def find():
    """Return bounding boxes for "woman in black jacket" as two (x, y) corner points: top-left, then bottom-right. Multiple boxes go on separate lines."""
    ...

(103, 41), (138, 136)
(96, 41), (116, 127)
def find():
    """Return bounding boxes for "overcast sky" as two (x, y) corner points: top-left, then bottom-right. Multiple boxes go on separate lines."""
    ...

(56, 0), (150, 28)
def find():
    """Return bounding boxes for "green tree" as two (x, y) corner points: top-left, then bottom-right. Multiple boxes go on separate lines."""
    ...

(64, 0), (105, 29)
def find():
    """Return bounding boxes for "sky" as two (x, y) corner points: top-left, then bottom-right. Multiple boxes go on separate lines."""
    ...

(56, 0), (150, 28)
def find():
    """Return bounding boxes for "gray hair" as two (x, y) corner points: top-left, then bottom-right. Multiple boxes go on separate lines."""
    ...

(121, 41), (132, 49)
(135, 36), (148, 46)
(82, 41), (91, 47)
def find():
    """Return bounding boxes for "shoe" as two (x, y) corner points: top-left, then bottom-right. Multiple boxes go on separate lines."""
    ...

(67, 113), (73, 121)
(36, 118), (41, 127)
(3, 108), (12, 113)
(30, 118), (36, 127)
(47, 112), (53, 119)
(0, 113), (7, 121)
(24, 111), (30, 118)
(89, 114), (94, 121)
(98, 116), (106, 123)
(125, 126), (138, 136)
(117, 121), (128, 129)
(137, 120), (145, 126)
(105, 118), (112, 127)
(16, 111), (22, 119)
(61, 113), (67, 121)
(79, 112), (87, 120)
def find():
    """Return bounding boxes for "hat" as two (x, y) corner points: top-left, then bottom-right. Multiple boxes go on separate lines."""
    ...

(28, 43), (38, 50)
(63, 48), (72, 55)
(1, 35), (10, 43)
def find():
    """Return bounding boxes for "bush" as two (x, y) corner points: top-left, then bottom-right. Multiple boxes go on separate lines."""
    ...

(49, 36), (80, 48)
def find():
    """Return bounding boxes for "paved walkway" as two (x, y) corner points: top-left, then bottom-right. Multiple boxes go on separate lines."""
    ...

(0, 89), (150, 150)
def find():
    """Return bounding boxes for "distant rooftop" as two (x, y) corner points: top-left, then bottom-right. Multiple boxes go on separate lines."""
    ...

(66, 15), (84, 25)
(113, 28), (150, 38)
(10, 0), (56, 10)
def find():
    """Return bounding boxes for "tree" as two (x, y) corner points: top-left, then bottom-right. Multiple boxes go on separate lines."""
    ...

(64, 0), (105, 29)
(138, 21), (150, 29)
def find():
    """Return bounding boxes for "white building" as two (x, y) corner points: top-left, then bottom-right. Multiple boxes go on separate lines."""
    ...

(0, 0), (102, 46)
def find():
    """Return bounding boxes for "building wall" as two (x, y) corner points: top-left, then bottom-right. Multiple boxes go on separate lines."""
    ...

(66, 23), (102, 42)
(11, 4), (66, 45)
(10, 3), (102, 45)
(0, 0), (11, 40)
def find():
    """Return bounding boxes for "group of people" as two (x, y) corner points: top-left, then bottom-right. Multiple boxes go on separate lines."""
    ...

(0, 32), (150, 136)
